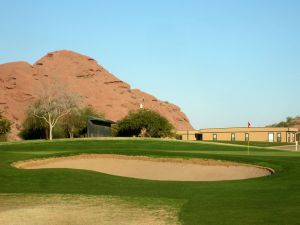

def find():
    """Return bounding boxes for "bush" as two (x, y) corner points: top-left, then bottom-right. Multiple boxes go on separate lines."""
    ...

(115, 109), (174, 138)
(62, 107), (103, 138)
(20, 113), (67, 140)
(20, 107), (103, 140)
(0, 113), (12, 141)
(20, 113), (47, 139)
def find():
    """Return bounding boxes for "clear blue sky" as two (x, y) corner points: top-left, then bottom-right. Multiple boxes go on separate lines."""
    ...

(1, 0), (300, 129)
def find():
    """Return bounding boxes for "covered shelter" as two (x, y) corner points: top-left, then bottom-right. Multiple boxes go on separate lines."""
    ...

(87, 116), (115, 137)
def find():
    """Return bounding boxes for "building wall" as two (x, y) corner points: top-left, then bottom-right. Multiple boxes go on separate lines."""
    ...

(202, 131), (295, 142)
(177, 127), (298, 143)
(87, 118), (113, 137)
(177, 130), (198, 141)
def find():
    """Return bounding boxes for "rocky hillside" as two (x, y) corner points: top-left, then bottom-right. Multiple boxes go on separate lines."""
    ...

(269, 116), (300, 129)
(0, 50), (193, 139)
(291, 117), (300, 129)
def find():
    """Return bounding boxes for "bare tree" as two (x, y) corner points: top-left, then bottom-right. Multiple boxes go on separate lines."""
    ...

(31, 83), (78, 140)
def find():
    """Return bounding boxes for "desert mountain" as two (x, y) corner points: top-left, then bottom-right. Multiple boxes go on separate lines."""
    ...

(290, 117), (300, 130)
(268, 116), (300, 130)
(0, 50), (193, 139)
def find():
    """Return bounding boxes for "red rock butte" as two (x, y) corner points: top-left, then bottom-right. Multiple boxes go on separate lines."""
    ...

(0, 50), (193, 139)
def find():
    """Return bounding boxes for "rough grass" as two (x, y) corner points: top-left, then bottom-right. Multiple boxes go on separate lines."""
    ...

(0, 194), (181, 225)
(0, 139), (300, 225)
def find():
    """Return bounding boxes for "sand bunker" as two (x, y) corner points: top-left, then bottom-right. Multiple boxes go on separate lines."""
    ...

(14, 154), (273, 181)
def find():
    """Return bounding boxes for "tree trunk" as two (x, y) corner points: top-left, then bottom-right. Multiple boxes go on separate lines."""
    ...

(69, 131), (74, 139)
(49, 124), (53, 140)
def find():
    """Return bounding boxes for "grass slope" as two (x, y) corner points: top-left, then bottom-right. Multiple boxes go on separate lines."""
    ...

(205, 140), (291, 147)
(0, 139), (299, 225)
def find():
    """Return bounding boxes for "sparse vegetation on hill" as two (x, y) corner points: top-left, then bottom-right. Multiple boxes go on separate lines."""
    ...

(268, 116), (299, 127)
(115, 109), (174, 138)
(268, 116), (300, 141)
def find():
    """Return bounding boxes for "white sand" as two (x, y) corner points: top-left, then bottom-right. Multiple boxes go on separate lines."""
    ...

(14, 154), (272, 181)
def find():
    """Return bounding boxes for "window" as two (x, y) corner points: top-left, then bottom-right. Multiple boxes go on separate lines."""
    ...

(277, 133), (281, 142)
(287, 133), (290, 142)
(292, 133), (295, 142)
(245, 133), (249, 142)
(195, 133), (203, 141)
(213, 133), (217, 141)
(231, 133), (235, 142)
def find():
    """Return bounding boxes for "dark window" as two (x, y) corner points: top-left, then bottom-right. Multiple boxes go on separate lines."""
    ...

(195, 133), (203, 141)
(231, 133), (235, 142)
(287, 133), (290, 142)
(213, 133), (217, 141)
(277, 133), (281, 142)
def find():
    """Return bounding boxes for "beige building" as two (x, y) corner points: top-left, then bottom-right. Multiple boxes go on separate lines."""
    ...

(177, 127), (298, 143)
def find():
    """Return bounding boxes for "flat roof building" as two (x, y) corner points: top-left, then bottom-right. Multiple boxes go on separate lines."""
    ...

(177, 127), (298, 143)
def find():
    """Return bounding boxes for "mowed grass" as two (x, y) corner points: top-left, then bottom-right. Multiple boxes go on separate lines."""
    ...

(205, 140), (292, 147)
(0, 139), (300, 225)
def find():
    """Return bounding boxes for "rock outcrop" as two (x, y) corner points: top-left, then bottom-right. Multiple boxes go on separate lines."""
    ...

(0, 50), (193, 139)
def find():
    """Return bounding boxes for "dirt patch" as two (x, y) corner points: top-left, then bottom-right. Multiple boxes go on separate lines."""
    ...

(0, 194), (181, 225)
(272, 145), (298, 151)
(14, 154), (273, 181)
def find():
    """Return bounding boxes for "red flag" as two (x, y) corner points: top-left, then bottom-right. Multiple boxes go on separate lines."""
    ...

(248, 122), (251, 128)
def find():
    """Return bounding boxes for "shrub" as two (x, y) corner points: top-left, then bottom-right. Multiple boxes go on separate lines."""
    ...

(115, 109), (174, 138)
(20, 113), (67, 140)
(0, 113), (12, 141)
(20, 106), (103, 140)
(19, 114), (47, 140)
(30, 82), (79, 140)
(62, 107), (103, 138)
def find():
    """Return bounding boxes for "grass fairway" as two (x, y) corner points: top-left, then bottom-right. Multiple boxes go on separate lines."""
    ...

(205, 140), (291, 147)
(0, 139), (300, 225)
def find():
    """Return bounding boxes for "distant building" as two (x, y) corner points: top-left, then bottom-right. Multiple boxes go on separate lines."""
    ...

(177, 127), (298, 143)
(87, 116), (115, 137)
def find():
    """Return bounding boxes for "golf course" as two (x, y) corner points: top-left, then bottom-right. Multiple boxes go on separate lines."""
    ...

(0, 139), (299, 225)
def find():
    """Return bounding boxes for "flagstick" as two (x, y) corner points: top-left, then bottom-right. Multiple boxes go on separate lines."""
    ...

(248, 138), (250, 155)
(247, 122), (250, 155)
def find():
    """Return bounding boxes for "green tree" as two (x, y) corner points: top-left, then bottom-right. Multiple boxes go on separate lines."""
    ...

(62, 107), (103, 138)
(115, 109), (174, 138)
(20, 107), (102, 140)
(31, 83), (78, 140)
(20, 112), (67, 140)
(20, 113), (47, 139)
(0, 112), (12, 141)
